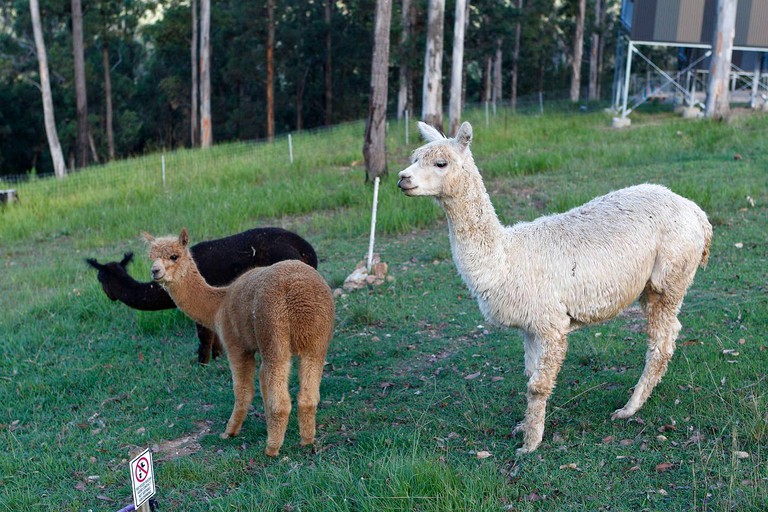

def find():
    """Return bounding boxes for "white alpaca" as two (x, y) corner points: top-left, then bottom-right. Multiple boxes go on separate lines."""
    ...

(397, 122), (712, 453)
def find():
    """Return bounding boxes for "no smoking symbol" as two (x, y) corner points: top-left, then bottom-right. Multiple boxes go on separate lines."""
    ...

(134, 456), (150, 483)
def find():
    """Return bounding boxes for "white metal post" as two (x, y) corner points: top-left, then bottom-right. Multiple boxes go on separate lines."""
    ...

(621, 41), (634, 118)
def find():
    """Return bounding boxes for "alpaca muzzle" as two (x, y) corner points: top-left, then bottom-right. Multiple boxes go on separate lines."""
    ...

(397, 175), (415, 192)
(150, 263), (165, 281)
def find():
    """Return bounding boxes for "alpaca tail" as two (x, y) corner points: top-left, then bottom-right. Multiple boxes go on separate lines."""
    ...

(698, 210), (713, 268)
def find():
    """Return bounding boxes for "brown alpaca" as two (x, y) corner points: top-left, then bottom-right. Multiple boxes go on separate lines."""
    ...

(144, 228), (334, 457)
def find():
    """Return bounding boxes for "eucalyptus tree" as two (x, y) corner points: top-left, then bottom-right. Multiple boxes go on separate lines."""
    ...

(422, 0), (444, 129)
(71, 0), (90, 166)
(363, 0), (392, 181)
(29, 0), (66, 177)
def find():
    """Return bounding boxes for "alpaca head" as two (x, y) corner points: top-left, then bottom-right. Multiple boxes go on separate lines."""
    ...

(143, 228), (194, 286)
(397, 121), (473, 198)
(85, 252), (134, 301)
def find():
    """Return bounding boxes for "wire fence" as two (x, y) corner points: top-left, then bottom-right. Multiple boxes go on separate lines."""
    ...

(0, 89), (594, 201)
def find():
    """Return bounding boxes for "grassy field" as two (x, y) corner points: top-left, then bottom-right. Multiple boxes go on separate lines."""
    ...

(1, 106), (766, 511)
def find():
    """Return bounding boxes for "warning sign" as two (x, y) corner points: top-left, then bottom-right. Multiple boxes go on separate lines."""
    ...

(129, 448), (156, 508)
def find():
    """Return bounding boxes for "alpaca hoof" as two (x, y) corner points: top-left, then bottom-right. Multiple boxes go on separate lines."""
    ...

(516, 446), (535, 455)
(511, 422), (525, 436)
(220, 433), (230, 439)
(265, 446), (280, 457)
(300, 437), (315, 447)
(611, 408), (634, 420)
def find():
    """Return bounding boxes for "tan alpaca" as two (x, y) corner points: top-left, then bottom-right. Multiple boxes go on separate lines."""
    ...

(144, 228), (334, 457)
(398, 122), (712, 454)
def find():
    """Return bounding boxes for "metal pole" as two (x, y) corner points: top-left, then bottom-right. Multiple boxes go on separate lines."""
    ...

(621, 41), (634, 118)
(366, 176), (380, 272)
(405, 109), (409, 144)
(288, 133), (293, 164)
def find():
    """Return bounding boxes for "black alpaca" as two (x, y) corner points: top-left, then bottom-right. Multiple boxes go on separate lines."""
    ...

(86, 227), (319, 364)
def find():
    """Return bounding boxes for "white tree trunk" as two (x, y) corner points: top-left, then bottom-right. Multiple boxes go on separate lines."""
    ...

(448, 0), (467, 136)
(363, 0), (393, 181)
(324, 0), (333, 126)
(705, 0), (738, 119)
(588, 0), (602, 101)
(492, 37), (502, 106)
(422, 0), (445, 130)
(30, 0), (66, 178)
(71, 0), (89, 167)
(267, 0), (275, 142)
(511, 0), (523, 110)
(190, 0), (199, 147)
(200, 0), (212, 147)
(397, 0), (413, 120)
(570, 0), (586, 102)
(102, 43), (115, 160)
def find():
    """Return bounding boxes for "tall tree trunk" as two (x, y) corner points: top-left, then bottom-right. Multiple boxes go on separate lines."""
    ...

(363, 0), (393, 181)
(200, 0), (212, 147)
(190, 0), (199, 147)
(324, 0), (333, 126)
(296, 68), (308, 131)
(570, 0), (586, 102)
(397, 0), (413, 120)
(422, 0), (445, 130)
(266, 0), (275, 142)
(102, 43), (115, 160)
(492, 36), (502, 105)
(71, 0), (89, 168)
(705, 0), (737, 119)
(30, 0), (66, 177)
(596, 0), (606, 100)
(482, 54), (492, 103)
(448, 0), (467, 136)
(511, 0), (523, 110)
(588, 0), (601, 101)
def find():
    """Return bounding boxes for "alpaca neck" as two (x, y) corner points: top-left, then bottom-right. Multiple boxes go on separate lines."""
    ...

(439, 164), (505, 251)
(438, 162), (508, 288)
(164, 265), (226, 330)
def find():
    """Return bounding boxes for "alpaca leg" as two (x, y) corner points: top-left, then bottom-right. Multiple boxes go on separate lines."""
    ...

(523, 331), (542, 377)
(195, 324), (215, 365)
(211, 334), (223, 360)
(297, 355), (325, 447)
(612, 289), (682, 420)
(262, 359), (292, 457)
(514, 333), (568, 454)
(222, 349), (257, 439)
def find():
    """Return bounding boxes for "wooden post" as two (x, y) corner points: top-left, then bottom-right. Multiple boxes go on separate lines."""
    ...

(705, 0), (738, 119)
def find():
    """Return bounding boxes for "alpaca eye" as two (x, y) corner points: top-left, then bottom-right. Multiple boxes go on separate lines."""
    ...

(170, 254), (178, 261)
(435, 161), (448, 169)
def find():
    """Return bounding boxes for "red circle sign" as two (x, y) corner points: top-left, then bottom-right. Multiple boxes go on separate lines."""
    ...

(134, 456), (150, 483)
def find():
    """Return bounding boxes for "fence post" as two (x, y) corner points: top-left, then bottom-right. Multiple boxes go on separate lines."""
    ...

(405, 109), (409, 145)
(161, 152), (166, 187)
(366, 176), (380, 272)
(288, 133), (293, 164)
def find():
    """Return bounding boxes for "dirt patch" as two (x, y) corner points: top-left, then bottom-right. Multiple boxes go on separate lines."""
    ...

(152, 420), (213, 462)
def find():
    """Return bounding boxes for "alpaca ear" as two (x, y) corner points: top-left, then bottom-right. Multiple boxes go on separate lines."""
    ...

(179, 228), (189, 247)
(85, 258), (102, 270)
(418, 122), (445, 143)
(121, 252), (134, 267)
(455, 122), (473, 152)
(141, 231), (155, 243)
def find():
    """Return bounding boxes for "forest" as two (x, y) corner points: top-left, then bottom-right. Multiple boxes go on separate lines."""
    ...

(0, 0), (618, 177)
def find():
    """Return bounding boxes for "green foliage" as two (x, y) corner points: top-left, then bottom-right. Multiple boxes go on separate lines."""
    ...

(1, 110), (766, 510)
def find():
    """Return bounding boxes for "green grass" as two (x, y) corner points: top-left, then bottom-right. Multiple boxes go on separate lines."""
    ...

(1, 107), (766, 511)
